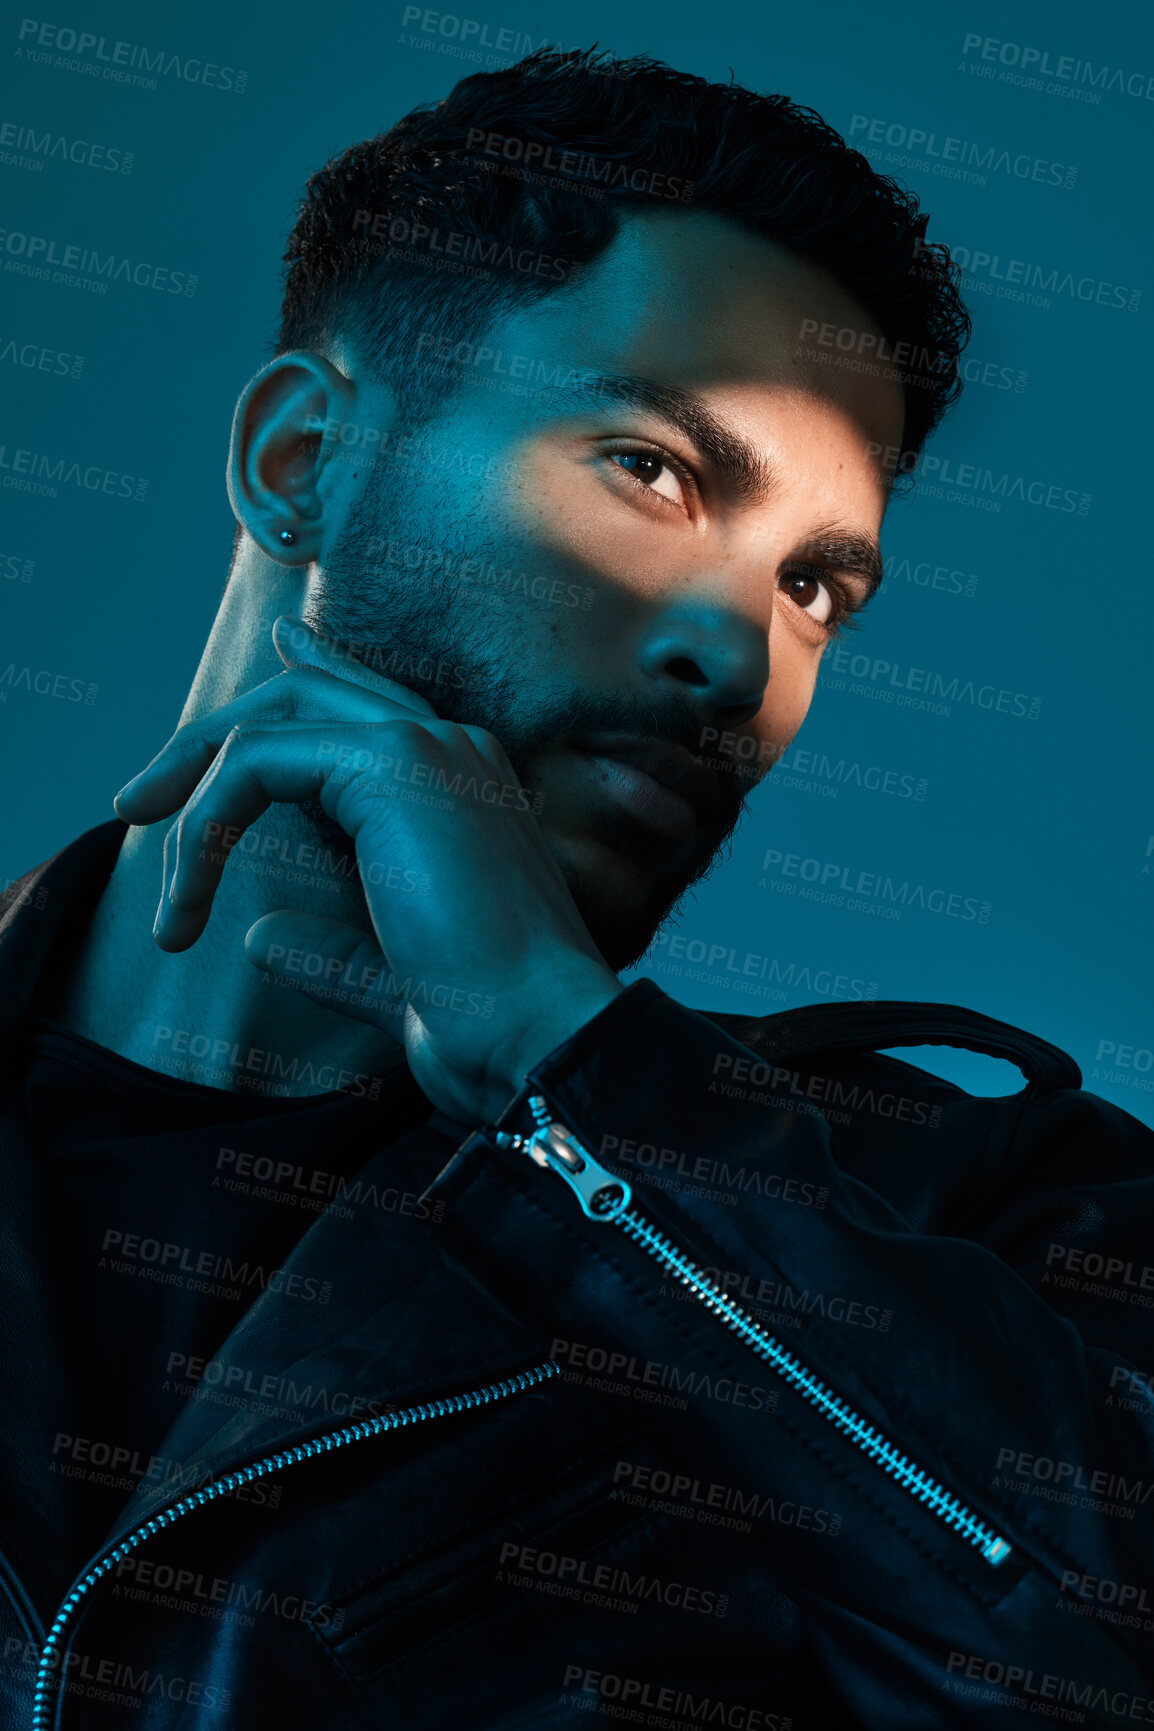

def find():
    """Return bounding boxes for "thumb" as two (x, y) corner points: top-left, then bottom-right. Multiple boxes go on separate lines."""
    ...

(271, 613), (439, 716)
(244, 910), (405, 1028)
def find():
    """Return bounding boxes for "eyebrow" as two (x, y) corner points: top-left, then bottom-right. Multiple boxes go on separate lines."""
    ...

(792, 527), (884, 598)
(561, 370), (884, 597)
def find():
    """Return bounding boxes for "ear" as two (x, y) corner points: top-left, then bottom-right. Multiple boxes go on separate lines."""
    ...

(226, 351), (361, 565)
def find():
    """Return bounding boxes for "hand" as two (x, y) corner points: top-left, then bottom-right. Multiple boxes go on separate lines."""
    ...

(113, 615), (624, 1123)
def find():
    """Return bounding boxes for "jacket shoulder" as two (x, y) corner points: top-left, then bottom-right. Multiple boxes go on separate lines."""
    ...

(698, 996), (1082, 1097)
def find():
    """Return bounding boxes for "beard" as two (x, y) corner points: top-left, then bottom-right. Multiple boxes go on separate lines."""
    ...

(286, 481), (754, 971)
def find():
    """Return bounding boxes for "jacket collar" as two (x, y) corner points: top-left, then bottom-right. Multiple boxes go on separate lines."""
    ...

(0, 818), (127, 1042)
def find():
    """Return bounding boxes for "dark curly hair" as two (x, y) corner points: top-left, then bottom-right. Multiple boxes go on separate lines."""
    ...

(278, 46), (969, 458)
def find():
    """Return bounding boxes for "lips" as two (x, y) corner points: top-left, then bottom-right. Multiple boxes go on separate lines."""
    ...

(574, 735), (725, 842)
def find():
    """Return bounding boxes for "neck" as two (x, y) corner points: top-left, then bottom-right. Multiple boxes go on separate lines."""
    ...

(46, 548), (408, 1098)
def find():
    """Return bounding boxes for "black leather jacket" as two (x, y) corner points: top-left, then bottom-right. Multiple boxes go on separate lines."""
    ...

(3, 824), (1153, 1729)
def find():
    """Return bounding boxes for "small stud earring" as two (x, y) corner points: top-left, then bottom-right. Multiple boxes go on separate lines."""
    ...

(279, 529), (297, 545)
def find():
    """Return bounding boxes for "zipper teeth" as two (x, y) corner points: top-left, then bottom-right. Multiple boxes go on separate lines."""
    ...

(616, 1207), (1010, 1564)
(31, 1361), (558, 1731)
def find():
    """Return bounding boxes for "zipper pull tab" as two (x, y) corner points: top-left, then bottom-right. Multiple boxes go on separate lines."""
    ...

(496, 1099), (633, 1223)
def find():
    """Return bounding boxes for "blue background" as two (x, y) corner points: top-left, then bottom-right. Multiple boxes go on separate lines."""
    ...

(2, 0), (1150, 1117)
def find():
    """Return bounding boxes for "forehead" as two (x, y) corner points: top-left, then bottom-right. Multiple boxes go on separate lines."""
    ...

(495, 207), (906, 449)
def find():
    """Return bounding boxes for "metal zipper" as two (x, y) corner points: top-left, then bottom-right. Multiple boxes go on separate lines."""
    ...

(31, 1361), (558, 1731)
(498, 1099), (1013, 1570)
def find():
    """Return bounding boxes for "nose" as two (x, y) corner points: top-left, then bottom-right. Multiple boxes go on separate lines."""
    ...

(635, 602), (769, 726)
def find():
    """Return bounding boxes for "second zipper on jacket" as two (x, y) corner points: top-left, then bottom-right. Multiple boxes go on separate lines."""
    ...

(496, 1099), (1013, 1570)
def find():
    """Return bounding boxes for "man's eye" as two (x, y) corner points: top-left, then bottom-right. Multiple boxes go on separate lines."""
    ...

(609, 450), (685, 506)
(779, 568), (834, 624)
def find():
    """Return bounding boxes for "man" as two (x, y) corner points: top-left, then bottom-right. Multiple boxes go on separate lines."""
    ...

(2, 45), (1151, 1731)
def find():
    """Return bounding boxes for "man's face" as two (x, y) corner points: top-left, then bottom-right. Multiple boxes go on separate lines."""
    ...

(312, 209), (905, 969)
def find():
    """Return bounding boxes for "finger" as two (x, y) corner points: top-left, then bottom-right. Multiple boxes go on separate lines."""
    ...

(154, 719), (425, 949)
(153, 724), (343, 949)
(114, 664), (429, 826)
(244, 912), (407, 1030)
(456, 721), (515, 777)
(272, 614), (440, 718)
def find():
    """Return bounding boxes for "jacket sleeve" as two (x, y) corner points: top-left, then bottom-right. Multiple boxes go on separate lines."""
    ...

(429, 979), (1154, 1728)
